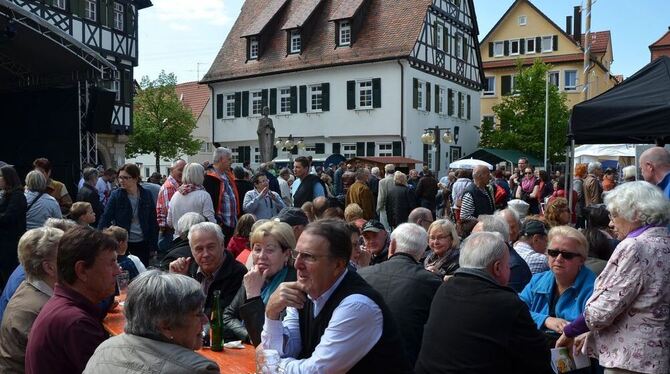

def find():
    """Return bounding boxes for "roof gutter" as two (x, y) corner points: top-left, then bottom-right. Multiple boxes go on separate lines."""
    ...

(397, 59), (405, 157)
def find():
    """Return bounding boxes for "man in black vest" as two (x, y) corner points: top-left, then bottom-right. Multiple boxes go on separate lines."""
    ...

(459, 165), (495, 221)
(291, 156), (325, 208)
(261, 220), (412, 373)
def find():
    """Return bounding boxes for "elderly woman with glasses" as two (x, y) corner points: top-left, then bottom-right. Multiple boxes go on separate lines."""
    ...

(243, 172), (286, 220)
(557, 181), (670, 374)
(519, 226), (596, 345)
(424, 219), (461, 277)
(84, 270), (219, 373)
(222, 221), (296, 346)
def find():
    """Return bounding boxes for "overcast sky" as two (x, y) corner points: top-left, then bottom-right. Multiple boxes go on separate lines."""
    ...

(135, 0), (670, 84)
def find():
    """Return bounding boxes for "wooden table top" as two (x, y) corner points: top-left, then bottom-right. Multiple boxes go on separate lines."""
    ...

(103, 306), (256, 373)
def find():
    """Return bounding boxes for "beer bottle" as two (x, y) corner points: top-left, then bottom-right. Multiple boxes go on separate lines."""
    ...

(210, 290), (223, 351)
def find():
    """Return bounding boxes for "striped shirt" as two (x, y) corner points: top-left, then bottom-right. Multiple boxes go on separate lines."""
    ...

(156, 176), (180, 228)
(513, 241), (549, 274)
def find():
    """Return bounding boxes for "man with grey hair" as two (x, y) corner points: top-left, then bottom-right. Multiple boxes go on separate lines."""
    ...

(159, 212), (206, 270)
(408, 207), (433, 231)
(376, 164), (396, 230)
(204, 148), (240, 247)
(76, 167), (103, 227)
(639, 146), (670, 199)
(358, 223), (441, 366)
(415, 232), (551, 373)
(168, 221), (246, 313)
(156, 159), (186, 255)
(584, 161), (603, 206)
(471, 215), (531, 292)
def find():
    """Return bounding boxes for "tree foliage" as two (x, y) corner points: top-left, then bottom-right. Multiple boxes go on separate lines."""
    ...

(479, 60), (570, 164)
(126, 71), (201, 171)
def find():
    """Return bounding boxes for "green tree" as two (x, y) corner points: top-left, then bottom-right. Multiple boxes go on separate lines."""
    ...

(126, 71), (201, 171)
(479, 59), (570, 164)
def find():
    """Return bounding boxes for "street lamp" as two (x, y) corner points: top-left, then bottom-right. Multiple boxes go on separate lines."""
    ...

(420, 126), (454, 175)
(275, 134), (305, 162)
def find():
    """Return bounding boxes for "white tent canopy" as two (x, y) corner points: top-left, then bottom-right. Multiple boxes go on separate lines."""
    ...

(573, 144), (639, 166)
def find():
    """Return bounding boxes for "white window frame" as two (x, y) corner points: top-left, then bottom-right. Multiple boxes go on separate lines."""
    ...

(458, 92), (465, 119)
(231, 148), (240, 163)
(483, 76), (495, 96)
(542, 36), (553, 53)
(357, 80), (373, 110)
(113, 2), (124, 31)
(455, 33), (463, 59)
(250, 90), (263, 116)
(493, 41), (504, 57)
(435, 22), (444, 51)
(525, 38), (535, 54)
(304, 145), (317, 153)
(518, 15), (527, 26)
(510, 39), (520, 55)
(290, 30), (301, 54)
(342, 144), (357, 159)
(417, 80), (425, 111)
(54, 0), (66, 10)
(378, 143), (393, 157)
(113, 70), (120, 101)
(278, 87), (291, 114)
(249, 38), (259, 60)
(254, 147), (260, 163)
(548, 71), (560, 88)
(511, 75), (518, 95)
(438, 86), (446, 114)
(564, 70), (578, 91)
(339, 21), (351, 46)
(84, 0), (96, 21)
(308, 84), (322, 112)
(224, 93), (236, 118)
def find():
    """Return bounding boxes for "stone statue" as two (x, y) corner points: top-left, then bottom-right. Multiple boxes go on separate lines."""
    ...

(257, 106), (275, 163)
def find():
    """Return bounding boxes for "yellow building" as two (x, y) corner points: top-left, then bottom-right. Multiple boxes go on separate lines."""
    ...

(479, 0), (618, 126)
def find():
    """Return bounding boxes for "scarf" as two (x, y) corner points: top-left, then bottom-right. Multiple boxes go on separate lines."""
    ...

(423, 248), (459, 273)
(261, 266), (289, 304)
(521, 176), (536, 193)
(178, 183), (203, 195)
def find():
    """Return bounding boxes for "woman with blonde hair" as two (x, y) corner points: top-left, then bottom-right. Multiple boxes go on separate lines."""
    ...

(424, 219), (461, 276)
(544, 198), (571, 228)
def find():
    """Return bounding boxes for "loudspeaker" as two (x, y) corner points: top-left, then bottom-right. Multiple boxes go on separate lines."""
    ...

(86, 87), (116, 133)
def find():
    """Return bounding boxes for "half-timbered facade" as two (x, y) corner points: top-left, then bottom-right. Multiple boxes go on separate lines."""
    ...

(203, 0), (485, 176)
(7, 0), (151, 167)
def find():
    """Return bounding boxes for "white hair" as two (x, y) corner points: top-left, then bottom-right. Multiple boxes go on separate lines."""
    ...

(390, 223), (428, 260)
(476, 215), (510, 242)
(176, 212), (207, 238)
(182, 162), (205, 185)
(188, 222), (225, 246)
(371, 167), (380, 177)
(621, 165), (637, 180)
(213, 147), (232, 163)
(604, 181), (670, 226)
(495, 209), (520, 230)
(459, 232), (507, 269)
(587, 161), (602, 173)
(393, 171), (407, 185)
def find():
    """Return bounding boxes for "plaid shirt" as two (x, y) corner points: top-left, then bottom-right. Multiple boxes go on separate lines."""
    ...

(156, 176), (180, 228)
(513, 241), (549, 274)
(219, 172), (238, 228)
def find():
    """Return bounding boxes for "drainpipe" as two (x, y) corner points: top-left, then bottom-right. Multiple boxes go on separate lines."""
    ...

(209, 84), (215, 147)
(397, 60), (405, 156)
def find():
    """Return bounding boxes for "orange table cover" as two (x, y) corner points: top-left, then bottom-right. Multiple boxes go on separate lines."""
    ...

(103, 307), (256, 373)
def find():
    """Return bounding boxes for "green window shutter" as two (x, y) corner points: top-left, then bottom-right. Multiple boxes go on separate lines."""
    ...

(299, 85), (307, 113)
(520, 39), (525, 54)
(412, 78), (418, 109)
(261, 89), (268, 109)
(356, 142), (365, 156)
(315, 143), (325, 154)
(501, 75), (511, 95)
(447, 88), (454, 116)
(426, 83), (431, 112)
(366, 142), (375, 156)
(434, 84), (440, 113)
(458, 92), (463, 118)
(503, 40), (509, 56)
(443, 25), (449, 51)
(392, 141), (402, 156)
(269, 88), (277, 115)
(553, 35), (558, 51)
(535, 36), (542, 52)
(272, 147), (278, 159)
(463, 38), (468, 61)
(242, 91), (249, 117)
(372, 78), (381, 108)
(234, 92), (241, 117)
(71, 0), (81, 16)
(423, 144), (430, 164)
(216, 94), (223, 119)
(488, 42), (493, 57)
(433, 21), (438, 47)
(291, 146), (298, 155)
(332, 143), (341, 154)
(346, 80), (356, 110)
(321, 83), (330, 111)
(467, 94), (471, 120)
(290, 86), (297, 113)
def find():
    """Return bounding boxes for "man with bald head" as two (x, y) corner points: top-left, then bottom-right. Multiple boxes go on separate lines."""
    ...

(408, 207), (434, 231)
(156, 159), (187, 255)
(459, 165), (494, 221)
(639, 147), (670, 199)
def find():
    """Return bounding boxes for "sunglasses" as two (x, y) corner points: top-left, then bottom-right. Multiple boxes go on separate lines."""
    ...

(524, 172), (533, 175)
(547, 249), (581, 260)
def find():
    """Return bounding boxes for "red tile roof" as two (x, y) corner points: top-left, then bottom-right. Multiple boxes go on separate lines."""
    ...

(241, 0), (289, 37)
(649, 29), (670, 48)
(281, 0), (324, 29)
(175, 82), (210, 120)
(202, 0), (433, 83)
(580, 31), (610, 54)
(330, 0), (366, 21)
(483, 53), (586, 69)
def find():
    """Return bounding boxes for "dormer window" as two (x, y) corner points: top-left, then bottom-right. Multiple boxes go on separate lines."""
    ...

(290, 30), (301, 54)
(249, 37), (259, 60)
(339, 20), (351, 46)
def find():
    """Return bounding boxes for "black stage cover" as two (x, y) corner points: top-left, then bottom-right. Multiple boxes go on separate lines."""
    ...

(570, 56), (670, 145)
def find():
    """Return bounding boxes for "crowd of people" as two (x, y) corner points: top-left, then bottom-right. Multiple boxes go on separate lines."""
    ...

(0, 145), (668, 373)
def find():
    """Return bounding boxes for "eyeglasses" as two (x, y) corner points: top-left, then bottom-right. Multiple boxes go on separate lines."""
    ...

(290, 249), (331, 263)
(118, 175), (133, 180)
(547, 249), (581, 260)
(524, 172), (533, 175)
(429, 235), (451, 242)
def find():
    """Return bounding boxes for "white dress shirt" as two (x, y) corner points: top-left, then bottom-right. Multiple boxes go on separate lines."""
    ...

(261, 270), (383, 373)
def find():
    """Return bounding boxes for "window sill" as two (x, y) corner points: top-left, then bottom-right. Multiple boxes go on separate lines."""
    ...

(354, 107), (374, 111)
(306, 110), (323, 114)
(482, 93), (496, 98)
(564, 89), (578, 93)
(276, 113), (292, 117)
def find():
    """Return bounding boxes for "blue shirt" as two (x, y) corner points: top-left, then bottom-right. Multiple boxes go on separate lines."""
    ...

(0, 265), (26, 321)
(507, 244), (532, 293)
(658, 171), (670, 200)
(519, 266), (596, 329)
(290, 178), (325, 199)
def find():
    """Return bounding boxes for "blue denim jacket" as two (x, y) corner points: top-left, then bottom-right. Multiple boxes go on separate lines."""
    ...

(98, 186), (158, 250)
(519, 266), (596, 329)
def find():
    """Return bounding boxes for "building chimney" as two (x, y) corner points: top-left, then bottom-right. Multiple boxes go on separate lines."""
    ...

(573, 6), (582, 45)
(566, 16), (572, 36)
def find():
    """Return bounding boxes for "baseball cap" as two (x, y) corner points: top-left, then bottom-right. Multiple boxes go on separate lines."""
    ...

(362, 219), (385, 233)
(274, 207), (309, 227)
(521, 220), (548, 236)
